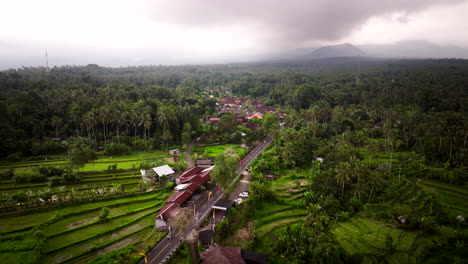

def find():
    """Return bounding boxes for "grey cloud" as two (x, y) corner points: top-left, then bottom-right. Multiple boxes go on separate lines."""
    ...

(146, 0), (466, 45)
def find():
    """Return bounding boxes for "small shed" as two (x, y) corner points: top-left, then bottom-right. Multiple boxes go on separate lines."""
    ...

(241, 250), (268, 264)
(196, 158), (214, 168)
(169, 149), (180, 155)
(264, 174), (278, 181)
(200, 244), (244, 264)
(198, 229), (214, 247)
(212, 199), (234, 211)
(152, 165), (175, 177)
(155, 203), (181, 231)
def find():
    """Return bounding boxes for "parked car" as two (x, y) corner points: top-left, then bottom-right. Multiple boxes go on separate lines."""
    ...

(239, 191), (250, 198)
(234, 198), (243, 204)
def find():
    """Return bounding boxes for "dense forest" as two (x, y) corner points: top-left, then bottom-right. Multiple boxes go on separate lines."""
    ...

(0, 58), (467, 263)
(1, 58), (466, 166)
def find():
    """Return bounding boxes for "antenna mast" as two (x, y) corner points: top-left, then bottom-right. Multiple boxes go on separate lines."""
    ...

(45, 50), (49, 73)
(355, 55), (360, 85)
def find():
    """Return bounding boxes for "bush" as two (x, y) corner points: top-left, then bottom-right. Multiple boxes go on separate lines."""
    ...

(13, 173), (48, 184)
(32, 141), (67, 155)
(48, 176), (63, 186)
(62, 171), (81, 183)
(104, 143), (131, 156)
(36, 166), (66, 177)
(7, 152), (23, 162)
(107, 164), (118, 172)
(99, 207), (110, 223)
(0, 168), (14, 180)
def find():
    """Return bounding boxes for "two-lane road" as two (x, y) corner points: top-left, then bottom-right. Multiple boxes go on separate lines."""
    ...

(142, 136), (273, 264)
(143, 186), (223, 264)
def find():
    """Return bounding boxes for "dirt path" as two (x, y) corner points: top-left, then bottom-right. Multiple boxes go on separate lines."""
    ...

(67, 217), (98, 229)
(185, 140), (195, 167)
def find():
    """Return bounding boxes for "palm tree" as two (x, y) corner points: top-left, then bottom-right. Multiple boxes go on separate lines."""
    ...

(139, 109), (152, 149)
(158, 106), (176, 149)
(83, 111), (96, 142)
(335, 161), (351, 199)
(367, 172), (383, 203)
(98, 106), (110, 143)
(50, 116), (62, 139)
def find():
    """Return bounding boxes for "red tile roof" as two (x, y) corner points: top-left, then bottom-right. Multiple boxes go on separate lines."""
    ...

(180, 174), (198, 184)
(157, 203), (181, 220)
(180, 166), (203, 178)
(166, 190), (193, 205)
(190, 174), (210, 186)
(184, 183), (200, 193)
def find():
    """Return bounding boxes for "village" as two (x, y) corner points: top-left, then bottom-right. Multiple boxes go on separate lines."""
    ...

(208, 96), (285, 126)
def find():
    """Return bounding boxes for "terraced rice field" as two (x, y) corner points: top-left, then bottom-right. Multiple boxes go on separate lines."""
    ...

(248, 169), (308, 255)
(332, 216), (456, 264)
(0, 151), (172, 174)
(419, 180), (468, 216)
(0, 189), (170, 264)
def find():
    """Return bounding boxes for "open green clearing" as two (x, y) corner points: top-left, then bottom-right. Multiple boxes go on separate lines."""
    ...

(0, 189), (170, 264)
(193, 144), (248, 159)
(333, 216), (456, 263)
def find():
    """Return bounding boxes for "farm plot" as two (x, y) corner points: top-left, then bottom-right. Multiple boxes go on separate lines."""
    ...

(0, 150), (172, 174)
(332, 217), (456, 263)
(219, 168), (308, 257)
(419, 180), (468, 216)
(193, 144), (248, 159)
(0, 189), (170, 264)
(255, 169), (308, 236)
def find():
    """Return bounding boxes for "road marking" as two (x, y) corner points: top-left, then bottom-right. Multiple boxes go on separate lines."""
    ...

(149, 243), (170, 264)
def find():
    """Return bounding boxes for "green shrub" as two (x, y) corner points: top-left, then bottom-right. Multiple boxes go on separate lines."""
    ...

(0, 168), (14, 180)
(7, 152), (23, 162)
(99, 207), (110, 223)
(107, 164), (118, 172)
(62, 171), (81, 183)
(86, 245), (137, 264)
(48, 176), (63, 186)
(36, 166), (66, 177)
(104, 143), (131, 156)
(13, 173), (48, 184)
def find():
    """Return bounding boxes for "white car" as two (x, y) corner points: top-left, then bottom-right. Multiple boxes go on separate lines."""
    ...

(239, 191), (250, 198)
(234, 198), (243, 204)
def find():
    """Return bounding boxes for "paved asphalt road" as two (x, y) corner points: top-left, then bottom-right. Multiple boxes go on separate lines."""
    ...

(141, 136), (273, 264)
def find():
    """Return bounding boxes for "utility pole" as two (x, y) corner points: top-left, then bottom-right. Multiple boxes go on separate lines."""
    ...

(355, 55), (360, 85)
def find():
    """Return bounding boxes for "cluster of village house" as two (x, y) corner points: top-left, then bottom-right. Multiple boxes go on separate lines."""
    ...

(208, 97), (285, 126)
(140, 158), (216, 229)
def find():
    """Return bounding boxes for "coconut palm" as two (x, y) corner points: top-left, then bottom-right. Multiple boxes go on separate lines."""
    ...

(335, 161), (351, 199)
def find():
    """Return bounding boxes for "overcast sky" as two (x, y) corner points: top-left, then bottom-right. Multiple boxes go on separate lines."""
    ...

(1, 0), (468, 68)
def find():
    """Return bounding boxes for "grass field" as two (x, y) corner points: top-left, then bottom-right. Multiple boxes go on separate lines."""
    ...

(332, 216), (456, 263)
(192, 144), (248, 159)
